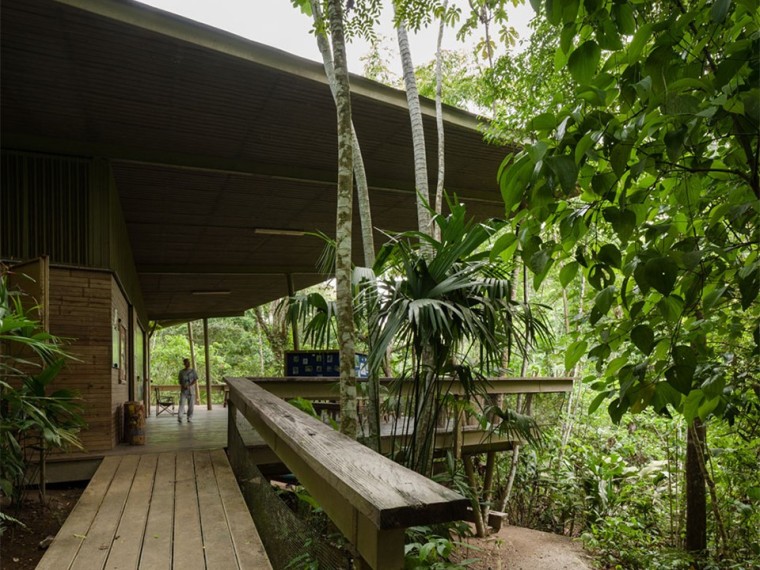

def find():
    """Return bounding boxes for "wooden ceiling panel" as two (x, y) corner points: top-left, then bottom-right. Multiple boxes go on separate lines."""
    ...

(2, 0), (513, 322)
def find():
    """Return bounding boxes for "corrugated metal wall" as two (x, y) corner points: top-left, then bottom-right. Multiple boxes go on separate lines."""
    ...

(1, 152), (90, 265)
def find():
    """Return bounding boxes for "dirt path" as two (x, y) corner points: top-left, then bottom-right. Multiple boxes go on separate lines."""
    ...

(460, 525), (595, 570)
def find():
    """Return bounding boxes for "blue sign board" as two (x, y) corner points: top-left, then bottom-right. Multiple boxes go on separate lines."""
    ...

(285, 350), (368, 378)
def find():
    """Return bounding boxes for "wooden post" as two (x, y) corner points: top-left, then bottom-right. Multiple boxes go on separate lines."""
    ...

(286, 273), (300, 351)
(227, 400), (236, 454)
(188, 322), (199, 405)
(203, 318), (212, 410)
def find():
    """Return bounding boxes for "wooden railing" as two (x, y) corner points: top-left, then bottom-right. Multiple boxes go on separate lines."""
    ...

(229, 376), (573, 458)
(247, 376), (574, 400)
(149, 383), (227, 412)
(225, 378), (469, 570)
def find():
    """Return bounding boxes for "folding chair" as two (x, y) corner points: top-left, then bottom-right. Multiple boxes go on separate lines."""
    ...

(154, 386), (175, 416)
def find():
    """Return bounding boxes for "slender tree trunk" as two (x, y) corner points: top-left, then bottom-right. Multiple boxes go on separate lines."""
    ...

(560, 273), (585, 451)
(254, 305), (286, 371)
(327, 0), (358, 439)
(396, 18), (432, 237)
(500, 266), (530, 511)
(464, 455), (487, 537)
(412, 345), (437, 475)
(685, 418), (707, 553)
(187, 322), (196, 369)
(311, 0), (380, 450)
(257, 321), (265, 375)
(695, 427), (728, 554)
(480, 4), (498, 118)
(432, 2), (448, 241)
(309, 0), (375, 265)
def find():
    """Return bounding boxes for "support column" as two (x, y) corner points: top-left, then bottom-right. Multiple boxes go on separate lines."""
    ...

(188, 322), (199, 404)
(204, 318), (212, 410)
(287, 273), (300, 351)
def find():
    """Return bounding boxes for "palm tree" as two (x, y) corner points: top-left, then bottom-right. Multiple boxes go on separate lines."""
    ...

(365, 198), (550, 475)
(286, 199), (549, 475)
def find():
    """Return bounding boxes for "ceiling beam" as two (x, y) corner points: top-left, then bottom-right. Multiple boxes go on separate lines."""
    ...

(2, 134), (502, 204)
(138, 265), (326, 275)
(150, 309), (247, 322)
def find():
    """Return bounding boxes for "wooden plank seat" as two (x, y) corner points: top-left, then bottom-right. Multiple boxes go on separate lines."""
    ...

(37, 450), (272, 570)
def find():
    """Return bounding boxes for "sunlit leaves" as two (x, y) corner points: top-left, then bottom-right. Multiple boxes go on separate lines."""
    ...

(502, 0), (760, 427)
(567, 40), (601, 84)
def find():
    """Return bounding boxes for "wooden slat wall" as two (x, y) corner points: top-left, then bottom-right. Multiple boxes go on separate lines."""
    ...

(48, 267), (113, 452)
(46, 267), (132, 453)
(111, 278), (130, 447)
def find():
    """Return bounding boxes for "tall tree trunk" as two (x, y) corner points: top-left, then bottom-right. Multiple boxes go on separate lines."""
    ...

(311, 0), (380, 450)
(396, 18), (432, 238)
(254, 305), (287, 369)
(327, 0), (358, 439)
(257, 321), (265, 375)
(432, 2), (448, 241)
(500, 266), (529, 512)
(309, 0), (375, 265)
(396, 14), (438, 473)
(685, 418), (707, 553)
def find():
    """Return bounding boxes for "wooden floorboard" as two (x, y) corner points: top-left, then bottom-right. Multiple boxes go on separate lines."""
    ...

(104, 454), (157, 569)
(37, 450), (271, 570)
(70, 455), (140, 570)
(195, 451), (239, 569)
(173, 451), (205, 570)
(139, 453), (176, 569)
(209, 449), (271, 568)
(37, 456), (122, 570)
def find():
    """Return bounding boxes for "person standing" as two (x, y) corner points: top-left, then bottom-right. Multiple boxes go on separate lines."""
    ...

(178, 357), (198, 423)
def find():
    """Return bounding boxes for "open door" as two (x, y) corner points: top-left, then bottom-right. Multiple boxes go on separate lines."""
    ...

(7, 256), (50, 332)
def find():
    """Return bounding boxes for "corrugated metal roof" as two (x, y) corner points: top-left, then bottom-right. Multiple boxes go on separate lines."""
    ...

(1, 0), (514, 322)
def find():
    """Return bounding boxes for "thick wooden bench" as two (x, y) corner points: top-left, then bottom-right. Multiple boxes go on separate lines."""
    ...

(226, 378), (469, 570)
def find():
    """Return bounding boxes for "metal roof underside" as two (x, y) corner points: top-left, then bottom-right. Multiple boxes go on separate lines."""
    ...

(1, 0), (514, 323)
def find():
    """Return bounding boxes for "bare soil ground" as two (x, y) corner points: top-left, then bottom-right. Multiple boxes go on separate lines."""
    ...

(0, 484), (85, 570)
(458, 525), (594, 570)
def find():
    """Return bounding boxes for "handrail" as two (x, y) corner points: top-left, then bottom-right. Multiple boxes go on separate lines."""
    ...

(225, 378), (469, 570)
(228, 376), (574, 400)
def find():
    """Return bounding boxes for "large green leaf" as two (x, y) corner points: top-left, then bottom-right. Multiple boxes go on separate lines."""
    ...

(545, 154), (578, 193)
(644, 257), (678, 296)
(631, 324), (655, 355)
(559, 261), (580, 288)
(738, 268), (759, 310)
(567, 41), (601, 84)
(500, 154), (533, 213)
(598, 244), (622, 268)
(711, 0), (731, 23)
(565, 339), (588, 371)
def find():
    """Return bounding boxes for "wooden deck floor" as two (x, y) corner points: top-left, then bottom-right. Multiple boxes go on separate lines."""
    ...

(37, 450), (271, 570)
